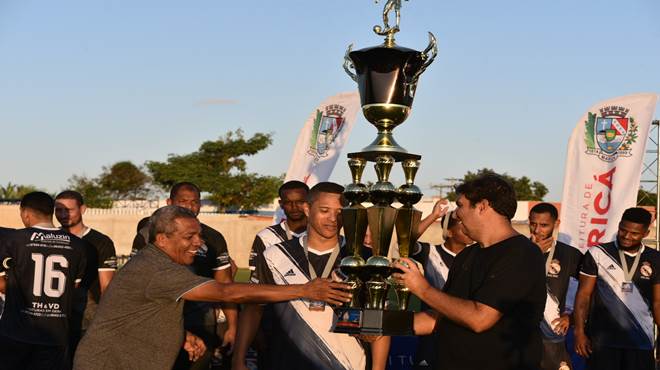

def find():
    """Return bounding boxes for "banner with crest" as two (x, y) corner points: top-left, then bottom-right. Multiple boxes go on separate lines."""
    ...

(558, 93), (658, 252)
(284, 91), (361, 186)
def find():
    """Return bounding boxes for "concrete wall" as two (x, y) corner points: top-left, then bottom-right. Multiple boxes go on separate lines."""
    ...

(0, 204), (450, 267)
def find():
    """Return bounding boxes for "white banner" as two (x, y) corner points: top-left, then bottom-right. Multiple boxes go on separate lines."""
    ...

(284, 91), (361, 185)
(558, 93), (658, 252)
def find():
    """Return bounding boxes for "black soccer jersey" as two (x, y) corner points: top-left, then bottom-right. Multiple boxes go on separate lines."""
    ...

(81, 228), (117, 303)
(580, 242), (660, 349)
(545, 241), (582, 314)
(0, 226), (86, 346)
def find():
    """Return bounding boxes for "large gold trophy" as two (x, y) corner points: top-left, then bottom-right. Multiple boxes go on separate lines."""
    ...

(333, 0), (436, 335)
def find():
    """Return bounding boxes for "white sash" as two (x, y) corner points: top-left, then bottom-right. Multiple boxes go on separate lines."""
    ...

(425, 244), (450, 290)
(590, 245), (654, 346)
(263, 244), (366, 370)
(541, 289), (562, 340)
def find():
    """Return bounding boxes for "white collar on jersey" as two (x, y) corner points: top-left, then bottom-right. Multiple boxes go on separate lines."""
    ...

(614, 239), (646, 257)
(440, 243), (457, 257)
(296, 231), (345, 255)
(32, 225), (59, 231)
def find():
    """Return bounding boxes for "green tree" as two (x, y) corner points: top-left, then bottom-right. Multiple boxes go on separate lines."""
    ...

(146, 129), (282, 210)
(66, 175), (113, 208)
(446, 168), (549, 201)
(98, 161), (151, 201)
(0, 182), (40, 200)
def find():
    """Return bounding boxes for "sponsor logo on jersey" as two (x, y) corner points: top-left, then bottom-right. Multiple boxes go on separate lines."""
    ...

(548, 259), (562, 276)
(30, 232), (71, 242)
(640, 261), (653, 279)
(607, 264), (617, 270)
(284, 269), (296, 277)
(584, 105), (639, 162)
(195, 244), (208, 257)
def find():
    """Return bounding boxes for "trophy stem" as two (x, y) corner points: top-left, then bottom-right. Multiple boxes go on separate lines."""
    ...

(393, 285), (411, 311)
(344, 274), (363, 309)
(365, 275), (388, 310)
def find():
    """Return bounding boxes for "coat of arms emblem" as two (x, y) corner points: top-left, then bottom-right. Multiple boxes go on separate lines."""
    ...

(584, 105), (639, 162)
(308, 104), (347, 161)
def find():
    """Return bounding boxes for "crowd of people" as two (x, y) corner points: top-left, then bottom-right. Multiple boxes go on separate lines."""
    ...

(0, 174), (658, 370)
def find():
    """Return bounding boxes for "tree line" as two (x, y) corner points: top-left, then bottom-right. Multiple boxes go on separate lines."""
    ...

(9, 130), (654, 210)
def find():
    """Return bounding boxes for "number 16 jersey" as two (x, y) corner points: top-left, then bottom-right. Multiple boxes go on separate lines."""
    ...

(0, 226), (86, 346)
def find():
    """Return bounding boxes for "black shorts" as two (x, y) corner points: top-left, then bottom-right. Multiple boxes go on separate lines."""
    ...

(587, 346), (654, 370)
(0, 335), (67, 370)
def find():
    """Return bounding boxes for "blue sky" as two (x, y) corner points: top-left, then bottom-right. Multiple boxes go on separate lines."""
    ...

(1, 0), (659, 201)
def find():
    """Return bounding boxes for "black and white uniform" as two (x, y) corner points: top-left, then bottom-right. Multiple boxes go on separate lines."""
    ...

(0, 226), (86, 370)
(580, 242), (660, 370)
(254, 234), (367, 370)
(249, 221), (303, 279)
(539, 241), (582, 370)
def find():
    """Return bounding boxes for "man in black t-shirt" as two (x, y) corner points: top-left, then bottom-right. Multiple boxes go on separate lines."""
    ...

(131, 182), (235, 370)
(233, 180), (309, 370)
(0, 192), (86, 370)
(395, 174), (546, 370)
(411, 210), (473, 369)
(55, 190), (117, 350)
(528, 202), (582, 370)
(574, 207), (660, 370)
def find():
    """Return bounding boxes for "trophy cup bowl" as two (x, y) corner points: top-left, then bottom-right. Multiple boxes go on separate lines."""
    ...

(344, 34), (437, 161)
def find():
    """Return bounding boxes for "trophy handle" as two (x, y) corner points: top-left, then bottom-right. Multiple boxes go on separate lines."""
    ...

(405, 32), (438, 98)
(343, 44), (358, 82)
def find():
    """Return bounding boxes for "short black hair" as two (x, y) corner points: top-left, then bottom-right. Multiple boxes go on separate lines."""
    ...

(529, 202), (558, 221)
(621, 207), (652, 228)
(55, 190), (84, 206)
(278, 180), (309, 199)
(455, 174), (517, 220)
(307, 182), (345, 205)
(169, 182), (201, 200)
(20, 192), (55, 217)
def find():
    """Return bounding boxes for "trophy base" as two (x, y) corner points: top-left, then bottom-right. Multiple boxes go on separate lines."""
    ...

(332, 308), (414, 336)
(348, 151), (421, 163)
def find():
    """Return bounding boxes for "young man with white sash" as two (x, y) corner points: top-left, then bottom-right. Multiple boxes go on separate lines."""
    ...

(411, 210), (473, 369)
(252, 182), (389, 370)
(528, 203), (582, 370)
(233, 180), (309, 370)
(574, 207), (660, 370)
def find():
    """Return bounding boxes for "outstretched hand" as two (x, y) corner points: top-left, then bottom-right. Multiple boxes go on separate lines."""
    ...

(183, 331), (207, 362)
(392, 258), (429, 296)
(304, 278), (352, 306)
